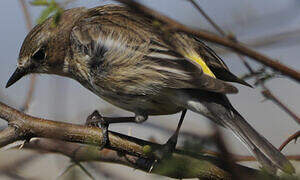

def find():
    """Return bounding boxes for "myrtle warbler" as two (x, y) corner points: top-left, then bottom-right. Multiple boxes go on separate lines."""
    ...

(6, 5), (294, 173)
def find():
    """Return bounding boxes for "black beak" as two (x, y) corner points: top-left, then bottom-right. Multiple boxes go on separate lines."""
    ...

(6, 68), (27, 88)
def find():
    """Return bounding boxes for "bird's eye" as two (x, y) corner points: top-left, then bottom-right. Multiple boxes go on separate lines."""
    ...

(32, 48), (46, 62)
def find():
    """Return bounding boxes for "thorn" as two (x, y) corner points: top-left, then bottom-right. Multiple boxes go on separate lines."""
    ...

(148, 159), (157, 173)
(19, 140), (27, 149)
(1, 141), (24, 152)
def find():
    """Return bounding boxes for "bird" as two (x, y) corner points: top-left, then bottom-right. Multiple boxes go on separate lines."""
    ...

(6, 4), (294, 174)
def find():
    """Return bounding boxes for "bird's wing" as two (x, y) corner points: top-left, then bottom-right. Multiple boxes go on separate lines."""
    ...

(165, 33), (251, 86)
(146, 35), (239, 94)
(193, 38), (252, 87)
(69, 5), (239, 95)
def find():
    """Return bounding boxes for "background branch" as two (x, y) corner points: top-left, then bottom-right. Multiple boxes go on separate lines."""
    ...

(262, 90), (300, 124)
(279, 131), (300, 151)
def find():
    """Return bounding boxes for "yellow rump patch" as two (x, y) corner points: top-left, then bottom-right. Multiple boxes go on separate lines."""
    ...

(186, 54), (216, 78)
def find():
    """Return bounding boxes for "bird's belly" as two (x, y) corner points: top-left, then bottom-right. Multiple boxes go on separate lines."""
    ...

(96, 91), (183, 115)
(78, 80), (183, 115)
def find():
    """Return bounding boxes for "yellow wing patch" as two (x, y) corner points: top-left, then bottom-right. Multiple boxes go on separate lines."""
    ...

(186, 54), (216, 78)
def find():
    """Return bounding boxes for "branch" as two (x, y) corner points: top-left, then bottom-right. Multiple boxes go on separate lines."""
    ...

(0, 127), (19, 147)
(262, 90), (300, 124)
(24, 138), (136, 167)
(233, 155), (300, 162)
(279, 131), (300, 151)
(188, 0), (226, 36)
(19, 0), (32, 29)
(114, 0), (300, 82)
(0, 101), (265, 179)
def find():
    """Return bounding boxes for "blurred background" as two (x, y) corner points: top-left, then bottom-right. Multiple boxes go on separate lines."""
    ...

(0, 0), (299, 179)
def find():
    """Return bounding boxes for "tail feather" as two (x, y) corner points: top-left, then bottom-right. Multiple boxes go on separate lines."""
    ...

(225, 108), (294, 174)
(216, 108), (290, 173)
(182, 90), (295, 174)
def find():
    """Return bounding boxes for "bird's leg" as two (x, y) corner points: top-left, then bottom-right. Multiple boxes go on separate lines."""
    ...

(154, 110), (187, 160)
(86, 110), (148, 149)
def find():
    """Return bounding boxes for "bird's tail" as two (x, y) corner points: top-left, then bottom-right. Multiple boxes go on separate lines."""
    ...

(180, 90), (295, 174)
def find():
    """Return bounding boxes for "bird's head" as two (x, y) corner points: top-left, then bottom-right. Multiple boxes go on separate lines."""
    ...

(6, 7), (86, 88)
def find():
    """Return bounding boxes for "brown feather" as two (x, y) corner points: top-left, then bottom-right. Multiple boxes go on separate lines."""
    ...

(69, 5), (239, 95)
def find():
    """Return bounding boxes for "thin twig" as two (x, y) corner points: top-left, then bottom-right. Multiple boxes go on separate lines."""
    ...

(279, 131), (300, 151)
(74, 162), (95, 180)
(19, 0), (32, 29)
(189, 0), (225, 36)
(57, 163), (76, 179)
(262, 90), (300, 124)
(233, 155), (300, 162)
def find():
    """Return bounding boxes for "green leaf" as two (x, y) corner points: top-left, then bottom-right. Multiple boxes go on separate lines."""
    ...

(30, 0), (50, 6)
(51, 8), (63, 27)
(36, 4), (57, 24)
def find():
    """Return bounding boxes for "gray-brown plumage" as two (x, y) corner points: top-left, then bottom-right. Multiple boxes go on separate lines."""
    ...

(6, 5), (294, 174)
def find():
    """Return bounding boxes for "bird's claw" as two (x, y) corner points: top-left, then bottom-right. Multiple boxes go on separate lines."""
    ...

(86, 110), (109, 149)
(154, 133), (178, 160)
(86, 110), (102, 127)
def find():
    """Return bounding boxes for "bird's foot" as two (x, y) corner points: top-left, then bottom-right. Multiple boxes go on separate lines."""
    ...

(146, 134), (178, 173)
(154, 133), (178, 160)
(86, 110), (109, 150)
